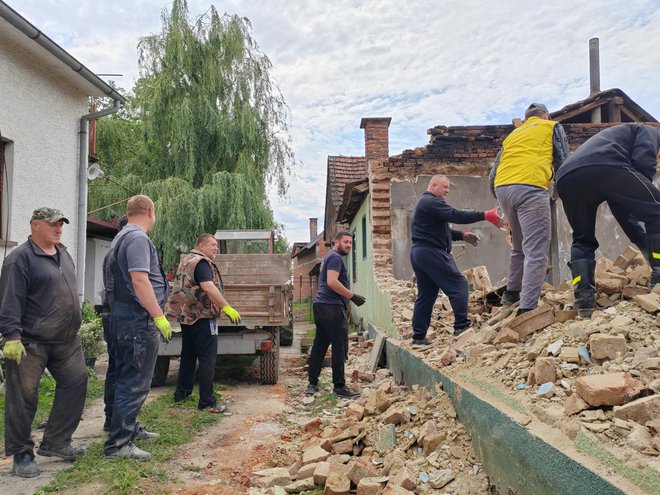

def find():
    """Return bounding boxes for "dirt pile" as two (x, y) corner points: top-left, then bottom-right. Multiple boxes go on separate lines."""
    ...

(396, 246), (659, 475)
(249, 342), (490, 494)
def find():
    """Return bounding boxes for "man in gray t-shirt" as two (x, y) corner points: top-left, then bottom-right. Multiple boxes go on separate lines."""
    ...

(103, 195), (171, 461)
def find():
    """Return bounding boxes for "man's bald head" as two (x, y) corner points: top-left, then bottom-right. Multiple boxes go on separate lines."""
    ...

(427, 175), (450, 199)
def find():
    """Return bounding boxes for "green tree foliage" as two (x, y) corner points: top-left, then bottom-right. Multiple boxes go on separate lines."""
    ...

(89, 0), (293, 271)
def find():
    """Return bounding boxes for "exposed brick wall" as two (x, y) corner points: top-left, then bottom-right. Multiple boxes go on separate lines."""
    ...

(292, 242), (329, 301)
(361, 118), (392, 162)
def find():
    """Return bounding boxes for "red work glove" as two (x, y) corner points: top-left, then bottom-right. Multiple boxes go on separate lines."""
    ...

(462, 232), (479, 246)
(484, 208), (502, 227)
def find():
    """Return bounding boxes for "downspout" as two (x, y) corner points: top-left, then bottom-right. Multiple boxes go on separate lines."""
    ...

(77, 99), (122, 304)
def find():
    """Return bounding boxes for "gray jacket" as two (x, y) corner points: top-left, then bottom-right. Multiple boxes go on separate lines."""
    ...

(0, 238), (81, 343)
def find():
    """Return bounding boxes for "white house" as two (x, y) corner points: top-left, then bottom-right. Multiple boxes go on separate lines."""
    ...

(0, 1), (125, 302)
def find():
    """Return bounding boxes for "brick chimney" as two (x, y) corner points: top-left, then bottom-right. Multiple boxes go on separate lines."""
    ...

(360, 117), (392, 161)
(309, 218), (318, 241)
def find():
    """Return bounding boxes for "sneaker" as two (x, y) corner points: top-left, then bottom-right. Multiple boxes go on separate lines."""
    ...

(411, 338), (431, 346)
(332, 387), (357, 398)
(12, 451), (40, 478)
(200, 403), (227, 414)
(134, 427), (160, 440)
(306, 384), (319, 395)
(453, 327), (470, 337)
(37, 443), (85, 461)
(105, 443), (151, 460)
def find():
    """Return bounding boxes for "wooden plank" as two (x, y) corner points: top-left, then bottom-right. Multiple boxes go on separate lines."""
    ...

(368, 330), (387, 373)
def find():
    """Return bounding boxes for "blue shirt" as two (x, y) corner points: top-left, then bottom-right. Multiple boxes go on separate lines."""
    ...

(314, 249), (349, 306)
(111, 224), (168, 308)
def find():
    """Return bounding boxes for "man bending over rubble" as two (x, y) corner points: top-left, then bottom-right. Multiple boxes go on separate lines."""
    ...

(307, 230), (366, 398)
(410, 175), (502, 345)
(556, 123), (660, 317)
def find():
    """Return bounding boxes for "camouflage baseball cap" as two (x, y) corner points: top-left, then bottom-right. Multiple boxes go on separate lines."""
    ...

(30, 207), (70, 224)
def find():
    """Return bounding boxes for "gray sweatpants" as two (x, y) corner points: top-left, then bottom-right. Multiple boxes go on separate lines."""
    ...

(495, 185), (551, 310)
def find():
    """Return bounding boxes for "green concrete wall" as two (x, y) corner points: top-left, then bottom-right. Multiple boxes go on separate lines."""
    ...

(382, 335), (626, 495)
(347, 196), (396, 337)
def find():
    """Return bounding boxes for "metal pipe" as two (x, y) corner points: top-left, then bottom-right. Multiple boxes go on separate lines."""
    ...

(589, 38), (600, 96)
(0, 1), (126, 103)
(77, 99), (122, 304)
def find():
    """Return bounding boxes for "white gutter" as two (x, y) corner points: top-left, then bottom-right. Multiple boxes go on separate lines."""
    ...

(76, 100), (122, 303)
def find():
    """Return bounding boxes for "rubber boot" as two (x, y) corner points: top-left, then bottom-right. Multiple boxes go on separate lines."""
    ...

(570, 259), (596, 318)
(647, 233), (660, 287)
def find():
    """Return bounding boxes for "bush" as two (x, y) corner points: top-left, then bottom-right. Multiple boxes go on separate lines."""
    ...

(79, 303), (106, 361)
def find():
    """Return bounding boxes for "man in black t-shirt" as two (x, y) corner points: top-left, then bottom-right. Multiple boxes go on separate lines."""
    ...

(307, 230), (366, 398)
(166, 234), (240, 412)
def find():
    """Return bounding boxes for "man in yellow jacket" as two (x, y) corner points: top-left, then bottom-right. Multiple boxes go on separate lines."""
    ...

(489, 103), (569, 314)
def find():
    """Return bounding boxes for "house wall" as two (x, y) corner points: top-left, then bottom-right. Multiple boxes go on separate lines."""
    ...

(346, 198), (395, 335)
(0, 28), (87, 261)
(292, 244), (327, 301)
(85, 237), (112, 306)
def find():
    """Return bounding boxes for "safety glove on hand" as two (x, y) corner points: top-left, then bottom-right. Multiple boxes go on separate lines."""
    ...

(350, 293), (367, 306)
(3, 340), (27, 365)
(485, 208), (503, 228)
(463, 232), (480, 246)
(153, 315), (172, 342)
(222, 305), (241, 324)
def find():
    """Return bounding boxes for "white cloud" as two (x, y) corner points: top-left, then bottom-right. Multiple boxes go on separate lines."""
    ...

(11, 0), (660, 244)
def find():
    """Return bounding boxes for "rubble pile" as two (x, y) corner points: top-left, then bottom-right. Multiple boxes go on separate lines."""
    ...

(251, 351), (489, 494)
(397, 246), (659, 471)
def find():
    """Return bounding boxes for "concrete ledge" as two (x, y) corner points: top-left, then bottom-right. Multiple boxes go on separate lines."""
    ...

(381, 334), (632, 495)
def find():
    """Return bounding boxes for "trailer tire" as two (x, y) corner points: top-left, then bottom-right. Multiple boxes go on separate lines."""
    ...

(260, 348), (279, 384)
(151, 356), (170, 387)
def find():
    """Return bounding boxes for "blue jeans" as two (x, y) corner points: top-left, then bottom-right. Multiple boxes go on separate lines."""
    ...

(174, 319), (218, 409)
(103, 302), (159, 454)
(410, 246), (469, 337)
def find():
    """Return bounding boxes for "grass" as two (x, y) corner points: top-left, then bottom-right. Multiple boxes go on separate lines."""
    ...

(36, 389), (221, 495)
(0, 367), (104, 443)
(306, 378), (338, 416)
(575, 431), (660, 495)
(459, 373), (528, 416)
(293, 300), (314, 323)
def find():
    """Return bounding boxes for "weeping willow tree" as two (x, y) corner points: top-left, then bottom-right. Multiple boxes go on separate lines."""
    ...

(89, 0), (294, 270)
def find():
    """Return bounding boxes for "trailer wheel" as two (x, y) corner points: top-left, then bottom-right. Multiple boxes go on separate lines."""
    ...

(151, 356), (170, 387)
(279, 325), (294, 347)
(260, 327), (280, 384)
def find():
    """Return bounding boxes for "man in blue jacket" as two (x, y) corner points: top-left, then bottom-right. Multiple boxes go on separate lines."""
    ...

(557, 123), (660, 317)
(410, 176), (502, 344)
(0, 208), (87, 477)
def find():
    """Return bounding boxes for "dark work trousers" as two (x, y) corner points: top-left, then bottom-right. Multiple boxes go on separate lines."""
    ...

(101, 313), (116, 430)
(308, 303), (347, 389)
(557, 165), (660, 261)
(104, 301), (159, 455)
(4, 337), (87, 455)
(410, 246), (470, 338)
(174, 318), (219, 409)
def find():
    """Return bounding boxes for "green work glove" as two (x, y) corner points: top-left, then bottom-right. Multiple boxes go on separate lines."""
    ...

(4, 340), (27, 365)
(153, 315), (172, 342)
(222, 305), (241, 324)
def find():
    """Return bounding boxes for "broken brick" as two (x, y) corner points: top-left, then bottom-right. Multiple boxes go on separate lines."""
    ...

(613, 395), (660, 425)
(588, 333), (627, 361)
(575, 372), (644, 407)
(508, 306), (555, 339)
(534, 357), (557, 384)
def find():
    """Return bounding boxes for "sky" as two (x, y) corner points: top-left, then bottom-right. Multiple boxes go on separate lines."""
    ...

(11, 0), (660, 245)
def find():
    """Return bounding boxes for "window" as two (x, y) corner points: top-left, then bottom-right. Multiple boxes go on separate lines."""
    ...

(0, 136), (14, 245)
(361, 215), (367, 260)
(351, 230), (357, 283)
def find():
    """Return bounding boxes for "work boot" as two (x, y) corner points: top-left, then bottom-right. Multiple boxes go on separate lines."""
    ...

(411, 337), (432, 346)
(570, 259), (596, 318)
(12, 451), (40, 478)
(105, 443), (151, 460)
(134, 426), (160, 440)
(500, 290), (520, 306)
(332, 386), (357, 398)
(306, 384), (319, 395)
(647, 233), (660, 287)
(37, 443), (85, 461)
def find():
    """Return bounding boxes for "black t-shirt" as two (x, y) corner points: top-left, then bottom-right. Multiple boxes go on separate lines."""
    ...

(313, 250), (349, 306)
(193, 259), (213, 284)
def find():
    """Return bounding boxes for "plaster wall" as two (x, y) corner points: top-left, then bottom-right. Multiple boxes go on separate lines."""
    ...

(0, 27), (87, 262)
(391, 175), (658, 284)
(85, 237), (112, 306)
(347, 198), (396, 336)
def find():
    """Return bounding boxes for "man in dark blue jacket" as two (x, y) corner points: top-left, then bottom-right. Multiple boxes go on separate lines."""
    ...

(557, 123), (660, 317)
(410, 176), (501, 344)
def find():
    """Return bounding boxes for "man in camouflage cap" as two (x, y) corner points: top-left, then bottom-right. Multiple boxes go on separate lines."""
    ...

(0, 207), (87, 477)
